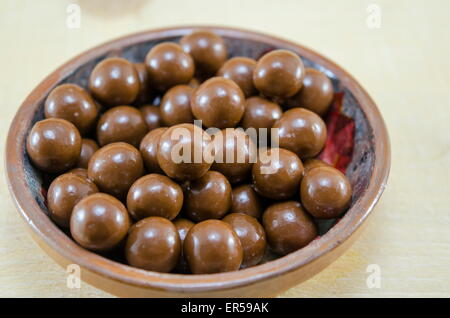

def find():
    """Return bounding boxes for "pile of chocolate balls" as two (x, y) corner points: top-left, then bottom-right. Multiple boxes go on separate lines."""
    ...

(26, 30), (352, 274)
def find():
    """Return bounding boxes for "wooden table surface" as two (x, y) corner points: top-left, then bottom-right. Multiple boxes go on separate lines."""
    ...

(1, 0), (449, 298)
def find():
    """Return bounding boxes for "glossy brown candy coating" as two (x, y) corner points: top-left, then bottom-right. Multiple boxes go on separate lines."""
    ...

(140, 105), (162, 131)
(127, 174), (183, 221)
(302, 158), (330, 175)
(70, 193), (130, 251)
(88, 57), (140, 107)
(69, 168), (89, 179)
(254, 49), (305, 98)
(125, 217), (181, 272)
(273, 108), (327, 159)
(44, 84), (99, 135)
(240, 96), (283, 132)
(211, 128), (256, 184)
(285, 68), (334, 116)
(173, 218), (195, 272)
(223, 213), (266, 268)
(76, 138), (99, 169)
(180, 30), (228, 75)
(191, 77), (245, 128)
(88, 142), (144, 200)
(47, 173), (98, 228)
(217, 57), (257, 97)
(27, 118), (81, 173)
(300, 166), (352, 219)
(231, 184), (264, 219)
(157, 123), (212, 181)
(139, 127), (167, 173)
(160, 85), (195, 126)
(262, 201), (317, 255)
(133, 63), (153, 104)
(252, 148), (304, 200)
(184, 220), (243, 274)
(184, 171), (232, 222)
(145, 42), (194, 91)
(97, 106), (148, 148)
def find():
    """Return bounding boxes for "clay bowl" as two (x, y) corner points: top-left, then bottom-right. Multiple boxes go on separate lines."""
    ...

(5, 26), (390, 297)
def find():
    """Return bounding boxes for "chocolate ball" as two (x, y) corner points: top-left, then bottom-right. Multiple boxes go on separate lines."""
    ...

(69, 168), (89, 179)
(88, 142), (144, 200)
(97, 106), (148, 147)
(173, 218), (195, 272)
(133, 63), (153, 104)
(76, 138), (99, 169)
(184, 220), (243, 274)
(140, 105), (162, 131)
(223, 213), (266, 268)
(285, 68), (334, 116)
(211, 128), (256, 184)
(184, 171), (231, 222)
(125, 217), (181, 272)
(217, 57), (257, 97)
(302, 158), (330, 175)
(27, 118), (81, 173)
(273, 108), (327, 159)
(47, 173), (98, 228)
(191, 77), (245, 128)
(88, 57), (140, 107)
(300, 166), (352, 219)
(240, 96), (283, 133)
(44, 83), (99, 135)
(145, 42), (194, 91)
(180, 30), (227, 75)
(160, 85), (194, 126)
(157, 123), (212, 180)
(139, 127), (167, 174)
(70, 193), (130, 251)
(231, 184), (264, 219)
(252, 148), (304, 200)
(262, 201), (317, 255)
(254, 49), (305, 98)
(127, 174), (183, 221)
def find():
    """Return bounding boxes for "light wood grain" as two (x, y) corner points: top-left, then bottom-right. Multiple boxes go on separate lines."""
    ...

(0, 0), (449, 298)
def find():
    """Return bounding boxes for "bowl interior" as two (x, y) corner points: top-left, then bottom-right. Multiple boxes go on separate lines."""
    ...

(9, 27), (382, 293)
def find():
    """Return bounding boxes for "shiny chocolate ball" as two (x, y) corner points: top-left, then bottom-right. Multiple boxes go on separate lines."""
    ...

(217, 57), (257, 97)
(127, 174), (183, 221)
(223, 213), (266, 268)
(273, 108), (327, 159)
(88, 57), (140, 107)
(184, 220), (243, 274)
(47, 173), (98, 228)
(300, 166), (352, 219)
(125, 217), (181, 272)
(88, 142), (144, 200)
(262, 201), (317, 255)
(252, 148), (304, 200)
(191, 77), (245, 128)
(27, 118), (81, 173)
(180, 30), (227, 75)
(254, 49), (305, 98)
(184, 171), (232, 222)
(45, 83), (98, 135)
(70, 193), (130, 251)
(145, 42), (194, 91)
(97, 106), (148, 148)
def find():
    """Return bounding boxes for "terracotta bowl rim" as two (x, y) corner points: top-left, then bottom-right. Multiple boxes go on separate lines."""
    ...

(5, 25), (390, 294)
